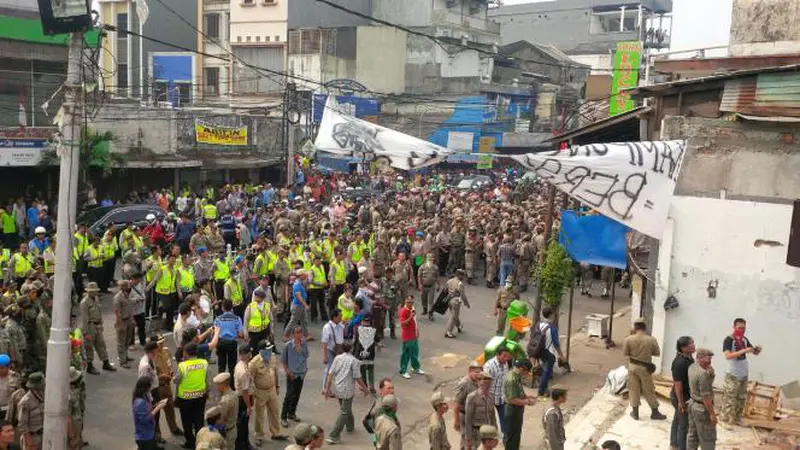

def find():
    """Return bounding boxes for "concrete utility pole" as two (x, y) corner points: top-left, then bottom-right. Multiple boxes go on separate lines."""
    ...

(43, 31), (83, 450)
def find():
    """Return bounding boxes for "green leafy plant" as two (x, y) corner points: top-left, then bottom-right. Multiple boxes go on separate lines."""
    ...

(536, 240), (574, 308)
(40, 128), (126, 183)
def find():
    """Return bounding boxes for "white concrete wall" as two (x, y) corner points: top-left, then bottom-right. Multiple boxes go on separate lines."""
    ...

(371, 0), (432, 27)
(356, 26), (406, 94)
(230, 0), (287, 45)
(569, 54), (613, 75)
(288, 53), (355, 91)
(652, 195), (800, 387)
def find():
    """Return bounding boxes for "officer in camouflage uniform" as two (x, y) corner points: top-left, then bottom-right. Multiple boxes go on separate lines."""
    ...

(484, 235), (498, 288)
(372, 240), (391, 280)
(687, 348), (717, 450)
(272, 246), (292, 319)
(79, 282), (116, 374)
(417, 252), (439, 320)
(112, 280), (135, 369)
(514, 236), (536, 293)
(464, 228), (480, 285)
(493, 278), (518, 336)
(34, 292), (52, 371)
(68, 367), (84, 450)
(391, 253), (413, 311)
(4, 305), (26, 370)
(18, 284), (40, 372)
(449, 223), (465, 275)
(444, 270), (470, 339)
(381, 267), (400, 340)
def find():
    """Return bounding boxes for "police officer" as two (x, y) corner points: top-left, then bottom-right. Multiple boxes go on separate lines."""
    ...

(214, 372), (238, 450)
(113, 280), (135, 369)
(453, 361), (481, 450)
(417, 252), (439, 320)
(4, 304), (25, 370)
(687, 348), (717, 450)
(623, 318), (667, 420)
(80, 282), (116, 374)
(249, 341), (287, 444)
(514, 236), (535, 292)
(464, 372), (497, 450)
(34, 289), (51, 372)
(484, 234), (498, 288)
(243, 289), (272, 354)
(18, 371), (45, 450)
(68, 367), (84, 450)
(175, 342), (210, 448)
(195, 406), (226, 449)
(477, 425), (500, 450)
(464, 228), (480, 284)
(428, 391), (451, 450)
(444, 270), (470, 339)
(493, 278), (518, 336)
(543, 387), (568, 450)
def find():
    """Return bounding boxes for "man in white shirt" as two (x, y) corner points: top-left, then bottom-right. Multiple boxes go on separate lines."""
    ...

(321, 310), (345, 391)
(173, 302), (199, 348)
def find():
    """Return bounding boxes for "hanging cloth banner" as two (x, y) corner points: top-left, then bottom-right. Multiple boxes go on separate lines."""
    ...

(559, 210), (628, 269)
(195, 119), (248, 146)
(512, 140), (687, 239)
(314, 95), (450, 171)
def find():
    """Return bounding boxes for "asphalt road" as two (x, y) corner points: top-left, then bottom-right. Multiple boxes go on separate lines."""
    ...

(77, 277), (627, 450)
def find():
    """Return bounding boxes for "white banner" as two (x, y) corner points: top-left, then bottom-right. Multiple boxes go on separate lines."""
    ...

(314, 96), (450, 171)
(512, 140), (687, 239)
(447, 131), (473, 152)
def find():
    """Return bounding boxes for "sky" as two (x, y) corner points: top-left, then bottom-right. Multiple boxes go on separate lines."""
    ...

(501, 0), (734, 55)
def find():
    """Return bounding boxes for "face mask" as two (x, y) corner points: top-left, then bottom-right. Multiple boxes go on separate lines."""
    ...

(259, 350), (272, 362)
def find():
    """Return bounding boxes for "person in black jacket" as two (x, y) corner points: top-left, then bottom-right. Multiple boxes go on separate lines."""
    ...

(353, 314), (377, 394)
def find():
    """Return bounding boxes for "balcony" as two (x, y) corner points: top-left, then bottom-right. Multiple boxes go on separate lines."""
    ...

(432, 9), (501, 34)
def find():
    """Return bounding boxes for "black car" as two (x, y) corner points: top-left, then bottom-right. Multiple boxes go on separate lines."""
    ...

(77, 204), (166, 236)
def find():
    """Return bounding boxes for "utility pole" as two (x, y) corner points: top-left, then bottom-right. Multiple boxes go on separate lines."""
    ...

(43, 31), (83, 450)
(285, 82), (297, 188)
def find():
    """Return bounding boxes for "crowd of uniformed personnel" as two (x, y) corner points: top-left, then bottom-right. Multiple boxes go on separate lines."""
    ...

(0, 167), (583, 450)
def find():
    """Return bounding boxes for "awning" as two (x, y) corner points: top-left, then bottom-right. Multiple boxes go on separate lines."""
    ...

(497, 132), (553, 152)
(446, 153), (479, 163)
(126, 158), (203, 169)
(544, 106), (650, 145)
(203, 156), (281, 169)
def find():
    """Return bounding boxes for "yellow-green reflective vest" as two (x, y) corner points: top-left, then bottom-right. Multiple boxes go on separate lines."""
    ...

(331, 260), (346, 285)
(176, 358), (208, 399)
(155, 266), (177, 295)
(225, 278), (243, 306)
(179, 267), (195, 293)
(247, 301), (271, 332)
(213, 259), (230, 281)
(87, 246), (103, 268)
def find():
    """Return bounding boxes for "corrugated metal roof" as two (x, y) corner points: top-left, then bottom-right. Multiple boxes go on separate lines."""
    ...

(543, 106), (650, 143)
(720, 72), (800, 117)
(628, 64), (800, 97)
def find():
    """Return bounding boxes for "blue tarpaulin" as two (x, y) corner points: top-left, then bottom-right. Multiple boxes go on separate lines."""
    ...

(559, 211), (628, 269)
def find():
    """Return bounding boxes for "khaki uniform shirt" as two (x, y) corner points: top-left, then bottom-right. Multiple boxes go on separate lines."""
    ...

(154, 347), (174, 385)
(418, 263), (438, 286)
(234, 360), (252, 396)
(464, 390), (497, 431)
(374, 414), (402, 450)
(454, 376), (477, 414)
(195, 426), (226, 449)
(17, 390), (44, 434)
(79, 295), (103, 331)
(688, 363), (715, 403)
(391, 260), (412, 285)
(428, 412), (451, 450)
(113, 290), (134, 320)
(543, 404), (565, 446)
(623, 332), (661, 363)
(219, 390), (238, 430)
(248, 355), (277, 391)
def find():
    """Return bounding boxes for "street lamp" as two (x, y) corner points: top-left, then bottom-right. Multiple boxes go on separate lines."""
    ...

(37, 0), (93, 35)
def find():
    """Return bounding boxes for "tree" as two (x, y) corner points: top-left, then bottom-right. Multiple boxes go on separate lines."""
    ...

(40, 128), (125, 186)
(535, 240), (574, 324)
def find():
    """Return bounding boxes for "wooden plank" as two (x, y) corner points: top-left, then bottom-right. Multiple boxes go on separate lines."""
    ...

(741, 417), (800, 435)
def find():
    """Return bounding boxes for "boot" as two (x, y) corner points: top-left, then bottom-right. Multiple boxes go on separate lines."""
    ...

(651, 408), (667, 420)
(486, 281), (492, 288)
(102, 360), (117, 372)
(390, 329), (397, 340)
(86, 363), (100, 375)
(630, 407), (639, 420)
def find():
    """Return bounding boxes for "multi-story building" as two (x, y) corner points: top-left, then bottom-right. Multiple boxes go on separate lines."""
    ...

(198, 0), (231, 102)
(98, 0), (198, 104)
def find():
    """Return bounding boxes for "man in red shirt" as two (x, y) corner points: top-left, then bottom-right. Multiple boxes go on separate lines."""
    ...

(398, 294), (426, 379)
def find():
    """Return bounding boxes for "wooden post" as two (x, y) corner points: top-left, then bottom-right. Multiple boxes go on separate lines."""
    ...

(606, 269), (617, 348)
(565, 283), (575, 363)
(534, 184), (557, 321)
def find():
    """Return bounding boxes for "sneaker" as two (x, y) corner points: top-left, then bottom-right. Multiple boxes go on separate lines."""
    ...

(281, 419), (289, 428)
(289, 415), (301, 423)
(444, 332), (456, 339)
(401, 372), (411, 379)
(415, 369), (426, 375)
(325, 437), (341, 445)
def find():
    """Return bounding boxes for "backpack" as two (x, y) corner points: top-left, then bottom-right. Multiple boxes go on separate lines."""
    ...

(527, 322), (551, 359)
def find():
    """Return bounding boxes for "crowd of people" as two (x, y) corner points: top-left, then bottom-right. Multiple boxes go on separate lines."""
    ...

(0, 162), (745, 450)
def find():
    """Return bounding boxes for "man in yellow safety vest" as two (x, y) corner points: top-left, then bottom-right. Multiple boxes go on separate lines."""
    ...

(243, 289), (272, 353)
(147, 254), (179, 331)
(175, 342), (211, 448)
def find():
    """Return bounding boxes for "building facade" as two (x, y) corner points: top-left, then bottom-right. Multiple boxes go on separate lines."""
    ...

(198, 0), (231, 102)
(99, 0), (198, 104)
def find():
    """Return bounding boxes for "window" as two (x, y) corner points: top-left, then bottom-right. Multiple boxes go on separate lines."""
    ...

(117, 63), (128, 90)
(241, 0), (254, 4)
(204, 13), (220, 39)
(255, 36), (260, 42)
(262, 0), (277, 4)
(590, 9), (638, 33)
(117, 13), (128, 36)
(266, 36), (271, 42)
(237, 36), (242, 42)
(204, 67), (220, 96)
(246, 36), (251, 42)
(175, 82), (192, 106)
(274, 35), (279, 42)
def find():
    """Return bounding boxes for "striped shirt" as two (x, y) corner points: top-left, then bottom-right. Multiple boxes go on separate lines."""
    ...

(483, 357), (508, 405)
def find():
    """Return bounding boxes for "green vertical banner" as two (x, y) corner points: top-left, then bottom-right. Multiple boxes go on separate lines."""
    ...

(477, 154), (493, 169)
(609, 41), (642, 116)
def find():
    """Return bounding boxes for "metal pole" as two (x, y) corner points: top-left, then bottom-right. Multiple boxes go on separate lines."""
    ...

(43, 31), (83, 450)
(606, 269), (617, 349)
(287, 121), (295, 189)
(565, 284), (574, 363)
(139, 21), (144, 100)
